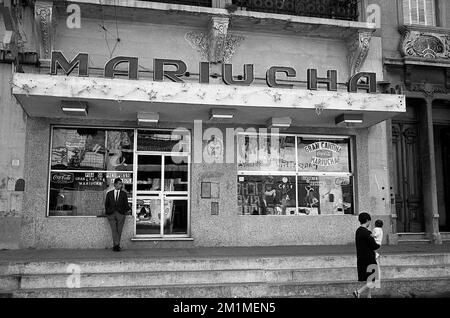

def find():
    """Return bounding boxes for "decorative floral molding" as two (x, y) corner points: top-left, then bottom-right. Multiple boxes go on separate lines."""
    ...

(34, 1), (55, 60)
(208, 17), (229, 63)
(400, 26), (450, 60)
(345, 30), (373, 77)
(185, 17), (244, 63)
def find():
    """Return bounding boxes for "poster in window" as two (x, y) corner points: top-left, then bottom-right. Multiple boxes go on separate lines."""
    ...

(237, 135), (295, 172)
(51, 128), (106, 170)
(106, 130), (134, 171)
(49, 171), (133, 217)
(297, 176), (321, 215)
(237, 175), (296, 215)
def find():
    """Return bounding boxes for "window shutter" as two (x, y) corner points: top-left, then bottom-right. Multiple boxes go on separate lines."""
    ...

(410, 0), (419, 24)
(403, 0), (436, 26)
(418, 0), (426, 24)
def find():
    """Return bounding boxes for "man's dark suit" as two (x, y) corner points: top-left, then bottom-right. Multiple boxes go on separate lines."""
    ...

(355, 226), (380, 282)
(105, 189), (130, 247)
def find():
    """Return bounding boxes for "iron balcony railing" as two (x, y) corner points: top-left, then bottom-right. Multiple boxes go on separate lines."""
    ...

(139, 0), (213, 7)
(232, 0), (359, 21)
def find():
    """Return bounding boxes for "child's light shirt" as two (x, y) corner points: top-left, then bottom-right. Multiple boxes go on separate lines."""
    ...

(373, 227), (383, 246)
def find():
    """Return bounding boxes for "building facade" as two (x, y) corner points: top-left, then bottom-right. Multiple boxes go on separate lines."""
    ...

(0, 0), (424, 249)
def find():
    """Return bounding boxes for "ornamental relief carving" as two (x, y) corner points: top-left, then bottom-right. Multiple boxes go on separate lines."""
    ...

(345, 31), (373, 76)
(400, 28), (450, 60)
(185, 17), (244, 64)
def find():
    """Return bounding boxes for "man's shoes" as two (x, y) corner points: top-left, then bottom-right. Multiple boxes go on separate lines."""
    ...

(113, 245), (121, 252)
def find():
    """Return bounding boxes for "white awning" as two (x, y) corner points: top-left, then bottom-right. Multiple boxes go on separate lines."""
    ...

(12, 73), (406, 128)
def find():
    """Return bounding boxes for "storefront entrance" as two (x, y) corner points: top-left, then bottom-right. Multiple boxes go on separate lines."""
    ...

(134, 130), (190, 238)
(392, 122), (425, 233)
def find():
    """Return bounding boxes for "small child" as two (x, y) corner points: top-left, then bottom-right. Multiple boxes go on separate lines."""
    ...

(372, 220), (384, 260)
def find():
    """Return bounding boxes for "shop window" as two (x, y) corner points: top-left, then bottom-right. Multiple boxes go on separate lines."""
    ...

(49, 127), (134, 216)
(403, 0), (436, 26)
(237, 134), (354, 216)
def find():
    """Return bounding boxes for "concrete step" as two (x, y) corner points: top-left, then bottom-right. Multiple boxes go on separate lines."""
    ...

(0, 276), (19, 291)
(281, 277), (450, 298)
(397, 233), (430, 244)
(12, 264), (450, 290)
(2, 253), (449, 276)
(12, 277), (450, 298)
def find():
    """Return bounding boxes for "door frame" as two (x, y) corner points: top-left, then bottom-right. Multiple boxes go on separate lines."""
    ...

(392, 120), (424, 233)
(440, 126), (450, 231)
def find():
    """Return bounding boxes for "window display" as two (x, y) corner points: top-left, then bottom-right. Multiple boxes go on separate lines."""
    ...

(51, 128), (134, 171)
(49, 171), (132, 216)
(137, 129), (189, 152)
(237, 134), (296, 172)
(297, 175), (353, 215)
(49, 127), (134, 217)
(237, 133), (354, 216)
(238, 175), (296, 215)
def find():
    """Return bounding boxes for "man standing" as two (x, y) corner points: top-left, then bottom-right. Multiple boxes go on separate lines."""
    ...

(353, 212), (380, 298)
(105, 178), (131, 251)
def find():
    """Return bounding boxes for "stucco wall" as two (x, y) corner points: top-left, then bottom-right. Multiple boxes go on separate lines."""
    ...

(52, 16), (383, 82)
(6, 5), (395, 249)
(0, 63), (27, 250)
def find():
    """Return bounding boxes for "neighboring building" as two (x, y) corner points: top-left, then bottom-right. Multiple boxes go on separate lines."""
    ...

(0, 0), (410, 249)
(372, 0), (449, 243)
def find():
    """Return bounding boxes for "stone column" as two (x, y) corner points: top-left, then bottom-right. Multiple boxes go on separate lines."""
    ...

(34, 1), (55, 66)
(419, 98), (442, 244)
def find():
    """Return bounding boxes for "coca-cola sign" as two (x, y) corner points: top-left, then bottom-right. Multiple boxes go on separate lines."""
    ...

(50, 51), (378, 93)
(52, 172), (74, 184)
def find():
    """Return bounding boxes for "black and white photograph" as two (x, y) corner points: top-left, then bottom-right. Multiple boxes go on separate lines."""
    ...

(0, 0), (450, 305)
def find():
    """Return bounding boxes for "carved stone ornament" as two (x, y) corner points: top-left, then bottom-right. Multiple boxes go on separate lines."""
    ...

(34, 1), (55, 60)
(185, 17), (244, 63)
(409, 83), (448, 98)
(208, 17), (229, 62)
(0, 2), (31, 59)
(345, 30), (373, 76)
(400, 26), (450, 60)
(403, 127), (418, 145)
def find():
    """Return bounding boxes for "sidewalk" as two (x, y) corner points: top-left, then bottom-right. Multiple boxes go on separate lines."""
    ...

(1, 243), (449, 263)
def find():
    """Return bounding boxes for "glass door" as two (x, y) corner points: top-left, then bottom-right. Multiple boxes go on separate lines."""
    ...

(134, 130), (190, 238)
